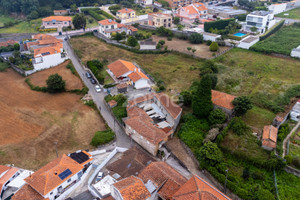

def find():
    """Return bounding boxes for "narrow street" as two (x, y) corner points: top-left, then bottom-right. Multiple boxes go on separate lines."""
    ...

(63, 40), (133, 149)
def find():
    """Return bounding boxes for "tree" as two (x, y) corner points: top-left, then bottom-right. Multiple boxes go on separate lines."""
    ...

(174, 16), (180, 24)
(188, 33), (203, 44)
(13, 43), (20, 51)
(209, 42), (219, 51)
(250, 26), (258, 32)
(198, 141), (223, 167)
(70, 4), (78, 13)
(28, 10), (39, 19)
(192, 49), (196, 54)
(232, 96), (252, 116)
(180, 90), (192, 106)
(206, 74), (218, 89)
(46, 74), (65, 93)
(208, 109), (226, 125)
(158, 40), (165, 45)
(230, 117), (250, 136)
(127, 36), (138, 47)
(115, 32), (123, 41)
(200, 60), (218, 76)
(187, 47), (192, 51)
(72, 14), (87, 29)
(192, 75), (213, 118)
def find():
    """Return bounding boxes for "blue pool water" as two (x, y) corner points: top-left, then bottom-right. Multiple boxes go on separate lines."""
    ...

(234, 32), (246, 37)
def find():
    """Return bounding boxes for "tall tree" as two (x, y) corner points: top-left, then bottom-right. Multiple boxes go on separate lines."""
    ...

(72, 13), (87, 29)
(192, 75), (213, 118)
(46, 74), (65, 93)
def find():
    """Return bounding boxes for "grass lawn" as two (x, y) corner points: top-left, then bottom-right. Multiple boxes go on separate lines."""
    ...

(0, 15), (17, 27)
(0, 18), (41, 34)
(100, 69), (114, 85)
(70, 35), (202, 93)
(86, 15), (99, 28)
(215, 48), (300, 99)
(250, 23), (300, 55)
(277, 170), (300, 200)
(90, 129), (115, 147)
(242, 106), (275, 130)
(289, 144), (300, 159)
(276, 7), (300, 19)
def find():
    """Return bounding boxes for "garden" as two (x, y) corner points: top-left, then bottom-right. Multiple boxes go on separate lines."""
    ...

(276, 7), (300, 19)
(250, 23), (300, 55)
(0, 18), (42, 34)
(104, 94), (128, 122)
(286, 126), (300, 170)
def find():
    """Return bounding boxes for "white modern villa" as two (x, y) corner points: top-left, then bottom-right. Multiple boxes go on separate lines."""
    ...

(242, 11), (276, 34)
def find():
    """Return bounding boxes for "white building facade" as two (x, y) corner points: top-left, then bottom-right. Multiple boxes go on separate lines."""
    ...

(243, 11), (276, 34)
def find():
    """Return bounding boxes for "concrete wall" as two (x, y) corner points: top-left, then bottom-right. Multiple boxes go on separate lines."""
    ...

(133, 79), (150, 89)
(291, 48), (300, 58)
(33, 53), (68, 71)
(43, 21), (71, 29)
(203, 33), (221, 42)
(269, 3), (287, 15)
(140, 44), (156, 50)
(238, 36), (259, 49)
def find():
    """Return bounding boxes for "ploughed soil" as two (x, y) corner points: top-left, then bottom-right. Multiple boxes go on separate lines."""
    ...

(0, 68), (105, 170)
(152, 35), (230, 59)
(30, 60), (83, 90)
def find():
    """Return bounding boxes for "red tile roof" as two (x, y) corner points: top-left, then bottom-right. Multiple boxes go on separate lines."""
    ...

(108, 100), (118, 108)
(0, 166), (19, 194)
(173, 175), (231, 200)
(25, 154), (85, 196)
(138, 162), (187, 200)
(262, 125), (278, 149)
(128, 71), (149, 83)
(42, 16), (72, 22)
(12, 184), (48, 200)
(211, 90), (236, 110)
(0, 40), (17, 47)
(113, 176), (151, 200)
(0, 165), (10, 175)
(107, 60), (137, 78)
(182, 3), (207, 14)
(118, 8), (135, 13)
(98, 19), (118, 25)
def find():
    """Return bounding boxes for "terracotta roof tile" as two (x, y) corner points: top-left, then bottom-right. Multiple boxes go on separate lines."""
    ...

(34, 46), (61, 57)
(25, 154), (85, 196)
(118, 8), (135, 13)
(0, 40), (17, 47)
(138, 162), (187, 200)
(262, 125), (278, 149)
(108, 100), (118, 107)
(0, 166), (19, 193)
(127, 71), (149, 83)
(211, 90), (236, 110)
(154, 93), (182, 119)
(98, 19), (118, 25)
(113, 176), (151, 200)
(107, 60), (137, 78)
(0, 165), (10, 175)
(12, 184), (48, 200)
(42, 16), (72, 22)
(173, 175), (231, 200)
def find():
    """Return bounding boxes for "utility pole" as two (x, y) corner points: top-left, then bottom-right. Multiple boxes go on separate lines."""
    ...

(224, 169), (229, 194)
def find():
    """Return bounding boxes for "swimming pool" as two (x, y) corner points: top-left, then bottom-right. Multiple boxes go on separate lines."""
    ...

(234, 32), (246, 37)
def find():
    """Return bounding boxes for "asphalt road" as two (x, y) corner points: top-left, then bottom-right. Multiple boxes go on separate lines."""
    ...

(63, 40), (133, 149)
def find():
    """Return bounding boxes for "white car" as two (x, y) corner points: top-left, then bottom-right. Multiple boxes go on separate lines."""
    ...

(96, 172), (104, 182)
(95, 85), (101, 93)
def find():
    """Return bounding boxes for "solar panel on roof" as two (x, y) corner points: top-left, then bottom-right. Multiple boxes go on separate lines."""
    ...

(41, 52), (50, 56)
(69, 152), (89, 164)
(58, 169), (72, 180)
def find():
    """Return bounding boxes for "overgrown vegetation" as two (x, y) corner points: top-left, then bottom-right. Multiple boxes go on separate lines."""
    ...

(251, 22), (300, 55)
(86, 59), (105, 84)
(90, 129), (115, 147)
(105, 94), (127, 121)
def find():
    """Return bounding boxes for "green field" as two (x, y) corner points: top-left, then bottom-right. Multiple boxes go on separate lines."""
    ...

(277, 170), (300, 200)
(242, 106), (275, 129)
(276, 7), (300, 19)
(0, 18), (41, 34)
(0, 15), (17, 28)
(250, 23), (300, 55)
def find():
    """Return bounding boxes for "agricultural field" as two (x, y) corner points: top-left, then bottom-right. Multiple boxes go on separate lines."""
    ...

(242, 106), (275, 130)
(0, 18), (41, 34)
(70, 35), (201, 93)
(0, 15), (17, 28)
(0, 67), (106, 170)
(250, 23), (300, 55)
(276, 7), (300, 19)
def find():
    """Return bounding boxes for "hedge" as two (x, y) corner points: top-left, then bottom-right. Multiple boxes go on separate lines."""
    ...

(259, 20), (285, 41)
(25, 78), (48, 92)
(90, 129), (115, 147)
(204, 18), (235, 32)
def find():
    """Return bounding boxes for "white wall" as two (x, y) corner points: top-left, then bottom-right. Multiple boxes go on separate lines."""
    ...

(0, 170), (20, 200)
(269, 3), (287, 14)
(202, 33), (221, 42)
(291, 48), (300, 58)
(33, 53), (68, 71)
(140, 44), (156, 50)
(134, 79), (150, 89)
(238, 36), (259, 49)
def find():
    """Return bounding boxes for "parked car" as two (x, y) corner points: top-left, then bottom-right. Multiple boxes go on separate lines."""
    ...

(90, 79), (96, 84)
(96, 172), (104, 182)
(95, 85), (101, 93)
(86, 72), (92, 79)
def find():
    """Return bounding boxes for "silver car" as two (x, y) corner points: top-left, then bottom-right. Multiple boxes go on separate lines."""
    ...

(95, 85), (101, 93)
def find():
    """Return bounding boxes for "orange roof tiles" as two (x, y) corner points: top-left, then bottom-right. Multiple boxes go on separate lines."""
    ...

(34, 46), (61, 57)
(0, 166), (19, 193)
(98, 19), (118, 25)
(108, 100), (118, 108)
(118, 8), (135, 13)
(42, 16), (72, 22)
(113, 176), (151, 200)
(0, 165), (10, 175)
(138, 162), (187, 200)
(25, 154), (84, 196)
(125, 106), (172, 145)
(173, 175), (231, 200)
(128, 71), (149, 83)
(211, 90), (236, 110)
(108, 60), (137, 78)
(0, 40), (17, 47)
(262, 125), (278, 149)
(12, 184), (48, 200)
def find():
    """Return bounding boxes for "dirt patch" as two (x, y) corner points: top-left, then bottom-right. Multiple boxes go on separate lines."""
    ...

(29, 60), (83, 90)
(0, 69), (106, 170)
(152, 35), (229, 59)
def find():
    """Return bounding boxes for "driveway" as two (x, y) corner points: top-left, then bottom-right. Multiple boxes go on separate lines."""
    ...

(275, 17), (300, 24)
(63, 40), (133, 149)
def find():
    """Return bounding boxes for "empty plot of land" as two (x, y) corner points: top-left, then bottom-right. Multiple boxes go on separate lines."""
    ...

(152, 35), (230, 59)
(0, 69), (106, 170)
(30, 60), (83, 90)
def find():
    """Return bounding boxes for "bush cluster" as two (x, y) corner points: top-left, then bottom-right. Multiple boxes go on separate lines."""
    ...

(204, 18), (235, 32)
(86, 59), (104, 84)
(90, 129), (115, 147)
(25, 78), (48, 92)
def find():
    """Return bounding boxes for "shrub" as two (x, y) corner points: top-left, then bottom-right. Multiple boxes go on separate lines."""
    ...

(198, 141), (223, 167)
(231, 117), (250, 136)
(188, 33), (203, 44)
(127, 36), (138, 47)
(46, 74), (65, 93)
(206, 40), (212, 46)
(66, 62), (76, 75)
(90, 129), (115, 147)
(208, 109), (227, 125)
(25, 78), (48, 92)
(233, 96), (253, 116)
(180, 90), (192, 106)
(285, 155), (293, 164)
(209, 42), (219, 51)
(158, 40), (165, 45)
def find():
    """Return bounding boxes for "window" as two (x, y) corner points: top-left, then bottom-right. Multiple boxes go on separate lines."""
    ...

(65, 22), (67, 24)
(50, 192), (53, 195)
(67, 178), (71, 183)
(257, 18), (263, 22)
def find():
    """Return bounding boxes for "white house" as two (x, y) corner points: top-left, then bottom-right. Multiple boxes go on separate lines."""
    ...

(135, 0), (153, 6)
(291, 45), (300, 58)
(238, 36), (259, 49)
(243, 11), (276, 34)
(0, 166), (20, 200)
(175, 3), (208, 24)
(107, 60), (151, 89)
(268, 3), (287, 15)
(154, 1), (162, 7)
(98, 19), (138, 38)
(290, 100), (300, 121)
(12, 151), (93, 200)
(139, 40), (157, 50)
(202, 32), (221, 42)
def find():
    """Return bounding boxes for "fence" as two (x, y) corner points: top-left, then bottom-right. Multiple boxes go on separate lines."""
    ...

(284, 165), (300, 178)
(211, 46), (234, 59)
(88, 147), (128, 198)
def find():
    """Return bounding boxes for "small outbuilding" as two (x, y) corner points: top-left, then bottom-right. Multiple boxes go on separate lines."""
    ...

(238, 36), (259, 49)
(262, 125), (278, 151)
(117, 83), (128, 93)
(139, 40), (156, 50)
